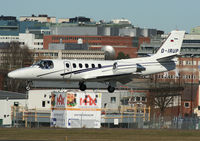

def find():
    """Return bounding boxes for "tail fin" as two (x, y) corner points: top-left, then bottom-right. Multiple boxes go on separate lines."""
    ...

(153, 30), (185, 60)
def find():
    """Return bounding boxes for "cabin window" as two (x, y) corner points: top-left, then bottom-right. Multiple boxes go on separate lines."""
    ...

(42, 101), (46, 107)
(98, 64), (102, 68)
(73, 63), (76, 68)
(92, 64), (95, 68)
(66, 63), (70, 68)
(85, 64), (89, 68)
(79, 63), (83, 68)
(33, 60), (54, 69)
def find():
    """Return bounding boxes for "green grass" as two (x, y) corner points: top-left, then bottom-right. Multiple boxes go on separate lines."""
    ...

(0, 128), (200, 141)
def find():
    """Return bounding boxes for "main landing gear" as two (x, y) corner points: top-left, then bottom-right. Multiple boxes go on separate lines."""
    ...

(79, 82), (87, 91)
(107, 85), (115, 93)
(78, 81), (116, 93)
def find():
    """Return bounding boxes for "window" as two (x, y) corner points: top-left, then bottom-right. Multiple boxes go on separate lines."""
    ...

(111, 97), (116, 103)
(66, 63), (70, 68)
(92, 64), (95, 68)
(98, 64), (102, 68)
(33, 60), (54, 69)
(73, 63), (76, 68)
(142, 97), (146, 102)
(42, 101), (46, 107)
(136, 97), (140, 101)
(79, 63), (83, 68)
(184, 102), (190, 108)
(85, 64), (89, 68)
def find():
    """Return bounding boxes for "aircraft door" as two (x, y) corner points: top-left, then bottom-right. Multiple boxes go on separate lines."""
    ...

(64, 61), (72, 78)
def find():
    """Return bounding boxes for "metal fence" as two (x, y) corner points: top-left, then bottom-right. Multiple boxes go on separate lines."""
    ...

(11, 105), (200, 129)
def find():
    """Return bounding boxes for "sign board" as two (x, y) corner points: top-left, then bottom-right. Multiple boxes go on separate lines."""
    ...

(51, 91), (101, 128)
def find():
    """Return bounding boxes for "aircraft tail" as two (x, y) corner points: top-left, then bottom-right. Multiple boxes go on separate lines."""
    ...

(153, 30), (185, 60)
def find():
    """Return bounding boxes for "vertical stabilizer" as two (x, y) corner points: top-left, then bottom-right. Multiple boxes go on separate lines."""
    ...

(153, 30), (185, 60)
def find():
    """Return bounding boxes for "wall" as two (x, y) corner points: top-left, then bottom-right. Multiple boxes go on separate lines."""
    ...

(0, 99), (27, 126)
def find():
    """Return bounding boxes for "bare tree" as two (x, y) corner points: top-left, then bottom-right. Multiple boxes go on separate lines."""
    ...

(0, 42), (33, 92)
(148, 86), (183, 117)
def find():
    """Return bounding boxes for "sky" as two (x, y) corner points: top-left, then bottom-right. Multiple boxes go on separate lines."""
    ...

(0, 0), (200, 33)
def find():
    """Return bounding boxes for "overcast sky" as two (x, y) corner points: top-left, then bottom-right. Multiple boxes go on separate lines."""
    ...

(1, 0), (200, 33)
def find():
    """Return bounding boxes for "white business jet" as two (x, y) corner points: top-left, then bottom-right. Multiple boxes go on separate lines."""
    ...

(8, 30), (185, 92)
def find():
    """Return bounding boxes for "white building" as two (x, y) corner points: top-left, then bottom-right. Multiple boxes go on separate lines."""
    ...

(20, 15), (56, 23)
(19, 33), (43, 49)
(0, 91), (27, 127)
(0, 33), (43, 49)
(58, 18), (70, 23)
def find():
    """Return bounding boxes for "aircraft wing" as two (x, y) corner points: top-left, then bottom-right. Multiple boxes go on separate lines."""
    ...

(84, 73), (141, 84)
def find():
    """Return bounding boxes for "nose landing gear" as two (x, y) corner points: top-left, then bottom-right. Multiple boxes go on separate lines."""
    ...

(26, 81), (33, 91)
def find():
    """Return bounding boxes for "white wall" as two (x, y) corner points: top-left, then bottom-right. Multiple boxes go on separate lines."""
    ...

(28, 90), (54, 110)
(0, 99), (27, 126)
(19, 33), (43, 49)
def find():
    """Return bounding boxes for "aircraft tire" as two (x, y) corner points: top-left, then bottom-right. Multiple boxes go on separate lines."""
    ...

(108, 86), (115, 93)
(79, 83), (87, 91)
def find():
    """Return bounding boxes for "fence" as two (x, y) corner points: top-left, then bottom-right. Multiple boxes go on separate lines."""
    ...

(11, 105), (200, 129)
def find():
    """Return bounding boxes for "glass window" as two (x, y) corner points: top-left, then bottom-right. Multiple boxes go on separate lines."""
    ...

(184, 102), (190, 108)
(66, 63), (70, 68)
(142, 97), (146, 102)
(92, 64), (95, 68)
(136, 97), (140, 101)
(42, 101), (45, 107)
(33, 60), (54, 69)
(73, 63), (76, 68)
(85, 64), (89, 68)
(98, 64), (102, 68)
(79, 63), (83, 68)
(111, 97), (116, 103)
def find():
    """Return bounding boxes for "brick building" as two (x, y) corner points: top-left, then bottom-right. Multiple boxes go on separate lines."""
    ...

(43, 35), (150, 58)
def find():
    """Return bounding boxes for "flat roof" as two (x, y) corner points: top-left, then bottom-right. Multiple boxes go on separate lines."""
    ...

(0, 90), (27, 100)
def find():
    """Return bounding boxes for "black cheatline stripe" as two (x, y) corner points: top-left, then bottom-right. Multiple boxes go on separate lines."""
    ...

(60, 61), (175, 76)
(37, 69), (64, 77)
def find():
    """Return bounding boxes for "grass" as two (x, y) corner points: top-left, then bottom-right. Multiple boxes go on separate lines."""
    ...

(0, 128), (200, 141)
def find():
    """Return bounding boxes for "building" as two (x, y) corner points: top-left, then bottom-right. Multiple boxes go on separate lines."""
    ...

(20, 14), (56, 23)
(33, 49), (105, 61)
(0, 16), (19, 36)
(0, 90), (27, 127)
(137, 32), (200, 117)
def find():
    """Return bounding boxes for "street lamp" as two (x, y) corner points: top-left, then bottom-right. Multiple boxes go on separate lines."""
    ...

(191, 54), (194, 116)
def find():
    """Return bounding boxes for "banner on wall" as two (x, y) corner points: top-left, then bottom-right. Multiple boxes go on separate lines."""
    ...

(51, 91), (101, 128)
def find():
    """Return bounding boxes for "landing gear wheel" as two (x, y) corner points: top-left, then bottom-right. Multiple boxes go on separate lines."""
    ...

(108, 86), (115, 93)
(79, 82), (87, 91)
(26, 85), (30, 91)
(26, 81), (32, 91)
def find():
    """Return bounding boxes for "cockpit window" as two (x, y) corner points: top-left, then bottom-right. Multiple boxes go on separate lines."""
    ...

(33, 60), (54, 69)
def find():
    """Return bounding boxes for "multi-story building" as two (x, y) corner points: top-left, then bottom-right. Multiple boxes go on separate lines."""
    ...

(138, 32), (200, 117)
(0, 16), (19, 36)
(20, 14), (56, 23)
(32, 49), (105, 61)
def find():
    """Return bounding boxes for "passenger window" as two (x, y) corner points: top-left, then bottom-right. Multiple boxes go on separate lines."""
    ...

(66, 63), (70, 68)
(79, 63), (83, 68)
(85, 64), (89, 68)
(73, 63), (76, 68)
(98, 64), (102, 68)
(92, 64), (95, 68)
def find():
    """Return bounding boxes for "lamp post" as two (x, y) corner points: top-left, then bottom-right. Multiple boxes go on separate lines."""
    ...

(191, 54), (194, 117)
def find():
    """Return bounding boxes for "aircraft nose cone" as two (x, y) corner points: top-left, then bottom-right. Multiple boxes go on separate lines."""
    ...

(8, 71), (17, 79)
